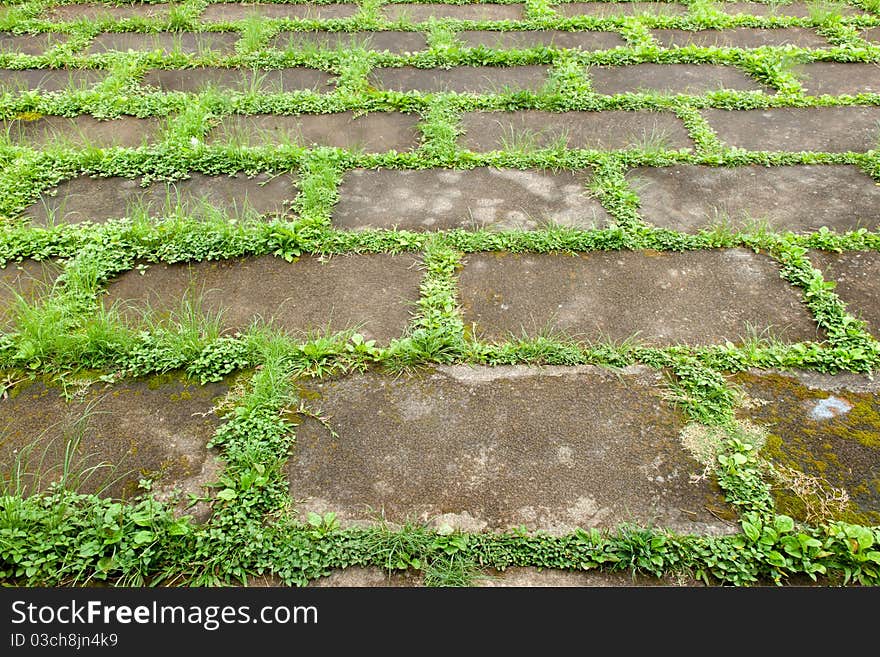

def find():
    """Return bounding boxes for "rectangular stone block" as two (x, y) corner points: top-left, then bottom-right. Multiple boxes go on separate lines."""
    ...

(383, 2), (525, 21)
(288, 365), (736, 534)
(459, 249), (819, 345)
(556, 1), (687, 16)
(1, 115), (161, 149)
(652, 28), (829, 49)
(0, 68), (105, 93)
(369, 65), (551, 93)
(42, 2), (170, 21)
(271, 30), (428, 53)
(702, 107), (880, 153)
(24, 172), (298, 225)
(792, 62), (880, 96)
(629, 165), (880, 234)
(0, 32), (68, 55)
(87, 31), (240, 55)
(141, 67), (335, 93)
(717, 1), (867, 16)
(732, 369), (880, 525)
(459, 109), (693, 151)
(208, 111), (422, 152)
(199, 2), (359, 21)
(332, 167), (611, 231)
(588, 63), (769, 94)
(458, 29), (626, 50)
(104, 254), (423, 343)
(0, 376), (226, 506)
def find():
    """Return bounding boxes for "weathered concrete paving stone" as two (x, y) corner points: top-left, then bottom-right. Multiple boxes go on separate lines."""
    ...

(717, 1), (867, 16)
(369, 65), (551, 93)
(0, 260), (59, 328)
(459, 250), (818, 344)
(24, 172), (298, 225)
(807, 250), (880, 335)
(478, 567), (703, 586)
(199, 2), (359, 21)
(1, 115), (161, 148)
(383, 2), (525, 21)
(141, 67), (335, 93)
(0, 68), (104, 93)
(652, 28), (829, 49)
(104, 254), (421, 343)
(0, 33), (68, 55)
(271, 30), (428, 53)
(792, 62), (880, 96)
(87, 31), (239, 55)
(732, 369), (880, 525)
(588, 63), (768, 94)
(43, 2), (170, 21)
(556, 1), (687, 16)
(209, 112), (421, 152)
(0, 376), (227, 506)
(288, 365), (736, 535)
(629, 165), (880, 233)
(460, 109), (693, 151)
(862, 28), (880, 44)
(306, 565), (704, 586)
(459, 29), (625, 50)
(332, 167), (610, 231)
(307, 567), (424, 587)
(702, 106), (880, 153)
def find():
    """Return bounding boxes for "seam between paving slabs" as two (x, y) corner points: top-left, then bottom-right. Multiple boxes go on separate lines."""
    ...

(1, 1), (879, 586)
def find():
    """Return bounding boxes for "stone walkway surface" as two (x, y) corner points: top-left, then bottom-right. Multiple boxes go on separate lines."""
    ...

(1, 0), (879, 588)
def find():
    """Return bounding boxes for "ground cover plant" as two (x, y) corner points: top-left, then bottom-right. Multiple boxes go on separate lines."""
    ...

(0, 0), (879, 587)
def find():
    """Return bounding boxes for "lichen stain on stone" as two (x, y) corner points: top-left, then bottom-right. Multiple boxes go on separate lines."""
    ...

(730, 371), (880, 524)
(809, 396), (853, 421)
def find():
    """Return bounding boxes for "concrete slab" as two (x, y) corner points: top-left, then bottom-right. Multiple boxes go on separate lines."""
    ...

(288, 365), (736, 535)
(702, 106), (880, 153)
(458, 29), (626, 50)
(807, 250), (880, 336)
(87, 31), (240, 55)
(141, 67), (335, 93)
(209, 111), (421, 152)
(103, 254), (422, 343)
(732, 369), (880, 525)
(332, 167), (610, 231)
(271, 30), (428, 54)
(0, 376), (227, 507)
(383, 3), (525, 21)
(368, 65), (551, 93)
(0, 33), (68, 55)
(199, 2), (359, 21)
(24, 172), (298, 225)
(1, 115), (161, 149)
(459, 109), (693, 151)
(792, 62), (880, 96)
(628, 164), (880, 233)
(43, 2), (170, 21)
(478, 567), (704, 586)
(652, 28), (829, 49)
(861, 28), (880, 44)
(0, 259), (60, 329)
(556, 1), (688, 16)
(588, 63), (768, 95)
(307, 567), (424, 587)
(717, 1), (867, 16)
(459, 249), (818, 345)
(0, 68), (105, 93)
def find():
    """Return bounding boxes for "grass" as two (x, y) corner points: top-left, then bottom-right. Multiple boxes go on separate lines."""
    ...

(0, 0), (878, 588)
